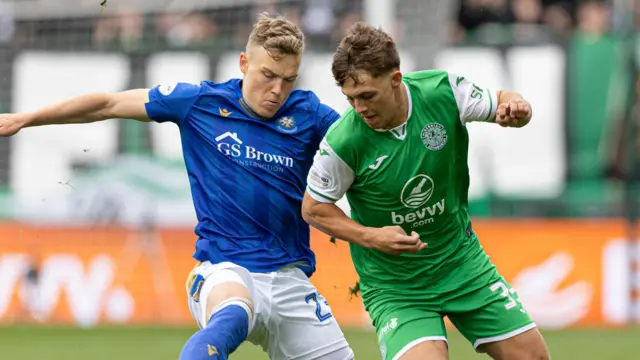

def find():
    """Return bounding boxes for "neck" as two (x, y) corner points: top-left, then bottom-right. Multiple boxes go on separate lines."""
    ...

(240, 82), (269, 120)
(385, 84), (408, 129)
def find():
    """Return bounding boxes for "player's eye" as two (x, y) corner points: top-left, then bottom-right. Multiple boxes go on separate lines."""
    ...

(284, 77), (296, 83)
(263, 72), (275, 78)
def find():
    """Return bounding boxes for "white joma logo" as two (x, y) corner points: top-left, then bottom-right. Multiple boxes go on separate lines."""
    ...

(369, 155), (389, 170)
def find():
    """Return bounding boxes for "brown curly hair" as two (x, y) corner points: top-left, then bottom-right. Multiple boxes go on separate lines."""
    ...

(332, 22), (401, 86)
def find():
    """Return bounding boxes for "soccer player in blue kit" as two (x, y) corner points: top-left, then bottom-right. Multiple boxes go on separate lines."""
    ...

(0, 14), (355, 360)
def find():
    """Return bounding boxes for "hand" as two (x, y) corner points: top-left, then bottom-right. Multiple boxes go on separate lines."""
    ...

(496, 99), (531, 128)
(363, 226), (427, 256)
(0, 113), (29, 136)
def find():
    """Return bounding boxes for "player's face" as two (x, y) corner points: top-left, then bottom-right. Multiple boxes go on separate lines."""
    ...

(240, 46), (300, 118)
(341, 70), (404, 129)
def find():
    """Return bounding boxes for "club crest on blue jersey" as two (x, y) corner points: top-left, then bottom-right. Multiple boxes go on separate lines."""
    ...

(276, 116), (298, 133)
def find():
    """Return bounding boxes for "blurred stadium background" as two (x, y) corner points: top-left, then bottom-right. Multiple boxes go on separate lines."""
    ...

(0, 0), (639, 358)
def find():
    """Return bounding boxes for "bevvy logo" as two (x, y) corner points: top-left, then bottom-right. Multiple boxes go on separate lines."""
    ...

(391, 174), (445, 227)
(215, 132), (294, 172)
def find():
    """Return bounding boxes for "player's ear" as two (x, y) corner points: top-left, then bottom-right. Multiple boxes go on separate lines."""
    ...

(239, 52), (248, 75)
(390, 70), (402, 88)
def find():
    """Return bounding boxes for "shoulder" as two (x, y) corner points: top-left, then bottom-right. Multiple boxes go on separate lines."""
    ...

(284, 89), (322, 113)
(403, 70), (452, 91)
(151, 79), (236, 101)
(403, 69), (449, 81)
(280, 89), (340, 133)
(324, 108), (363, 154)
(197, 78), (241, 97)
(403, 70), (458, 105)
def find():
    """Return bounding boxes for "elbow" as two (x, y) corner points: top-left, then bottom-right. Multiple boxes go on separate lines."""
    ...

(301, 192), (320, 224)
(301, 210), (312, 224)
(101, 93), (120, 119)
(301, 202), (315, 224)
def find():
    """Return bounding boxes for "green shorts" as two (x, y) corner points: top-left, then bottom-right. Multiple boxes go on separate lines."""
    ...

(369, 258), (535, 360)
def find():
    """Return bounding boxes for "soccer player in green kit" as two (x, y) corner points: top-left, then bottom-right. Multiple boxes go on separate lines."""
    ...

(301, 22), (551, 360)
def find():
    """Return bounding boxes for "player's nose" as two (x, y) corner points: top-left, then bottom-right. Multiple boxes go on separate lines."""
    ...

(270, 79), (283, 96)
(353, 99), (368, 114)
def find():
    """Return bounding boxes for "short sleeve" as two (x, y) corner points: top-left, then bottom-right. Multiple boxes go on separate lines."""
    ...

(306, 138), (355, 203)
(315, 103), (341, 138)
(145, 82), (202, 124)
(447, 73), (498, 124)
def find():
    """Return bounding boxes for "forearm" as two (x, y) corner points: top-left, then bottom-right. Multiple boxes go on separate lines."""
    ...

(302, 201), (372, 247)
(23, 89), (150, 128)
(24, 93), (115, 128)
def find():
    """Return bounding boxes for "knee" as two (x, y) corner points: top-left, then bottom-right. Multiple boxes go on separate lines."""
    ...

(518, 344), (550, 360)
(531, 348), (550, 360)
(527, 337), (550, 360)
(485, 338), (550, 360)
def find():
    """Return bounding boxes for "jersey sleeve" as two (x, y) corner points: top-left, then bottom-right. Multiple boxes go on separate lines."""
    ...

(447, 72), (498, 124)
(306, 138), (354, 204)
(315, 103), (341, 138)
(145, 82), (202, 124)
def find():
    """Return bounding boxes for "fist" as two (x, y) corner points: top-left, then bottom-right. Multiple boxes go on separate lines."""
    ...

(496, 99), (531, 128)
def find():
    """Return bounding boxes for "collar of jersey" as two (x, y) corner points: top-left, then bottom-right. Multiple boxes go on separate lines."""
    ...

(238, 97), (269, 120)
(374, 81), (413, 135)
(236, 80), (282, 122)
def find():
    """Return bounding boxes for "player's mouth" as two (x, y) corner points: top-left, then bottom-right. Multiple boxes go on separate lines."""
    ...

(362, 114), (377, 124)
(264, 100), (280, 108)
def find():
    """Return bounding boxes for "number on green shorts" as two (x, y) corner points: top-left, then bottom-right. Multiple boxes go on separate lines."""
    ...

(490, 281), (521, 311)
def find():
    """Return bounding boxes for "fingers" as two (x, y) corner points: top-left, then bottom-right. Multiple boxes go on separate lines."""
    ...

(497, 103), (509, 118)
(390, 241), (427, 255)
(391, 230), (420, 245)
(496, 100), (531, 128)
(390, 231), (427, 254)
(378, 226), (427, 255)
(509, 99), (530, 118)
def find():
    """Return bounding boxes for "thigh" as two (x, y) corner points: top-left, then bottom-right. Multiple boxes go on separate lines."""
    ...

(484, 326), (550, 360)
(396, 340), (448, 360)
(445, 268), (536, 352)
(372, 306), (448, 360)
(269, 266), (352, 360)
(185, 261), (258, 328)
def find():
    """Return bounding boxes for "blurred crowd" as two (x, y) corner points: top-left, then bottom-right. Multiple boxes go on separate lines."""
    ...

(0, 0), (618, 52)
(453, 0), (613, 44)
(0, 0), (364, 52)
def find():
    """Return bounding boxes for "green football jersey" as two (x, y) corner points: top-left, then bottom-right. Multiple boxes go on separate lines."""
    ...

(306, 70), (498, 298)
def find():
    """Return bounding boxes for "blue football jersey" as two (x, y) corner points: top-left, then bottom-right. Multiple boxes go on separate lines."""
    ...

(144, 79), (339, 276)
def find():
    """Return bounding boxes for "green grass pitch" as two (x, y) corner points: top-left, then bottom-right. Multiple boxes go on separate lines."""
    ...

(1, 326), (639, 359)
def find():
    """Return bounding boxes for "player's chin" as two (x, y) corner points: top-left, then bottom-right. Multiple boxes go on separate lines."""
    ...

(257, 106), (280, 119)
(362, 116), (381, 129)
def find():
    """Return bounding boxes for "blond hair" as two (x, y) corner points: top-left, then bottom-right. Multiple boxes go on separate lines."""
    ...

(247, 13), (305, 59)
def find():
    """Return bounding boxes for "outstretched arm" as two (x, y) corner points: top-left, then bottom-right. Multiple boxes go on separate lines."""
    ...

(447, 73), (532, 128)
(0, 88), (151, 136)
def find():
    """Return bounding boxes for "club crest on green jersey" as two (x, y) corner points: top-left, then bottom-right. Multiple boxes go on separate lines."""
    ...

(420, 123), (447, 151)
